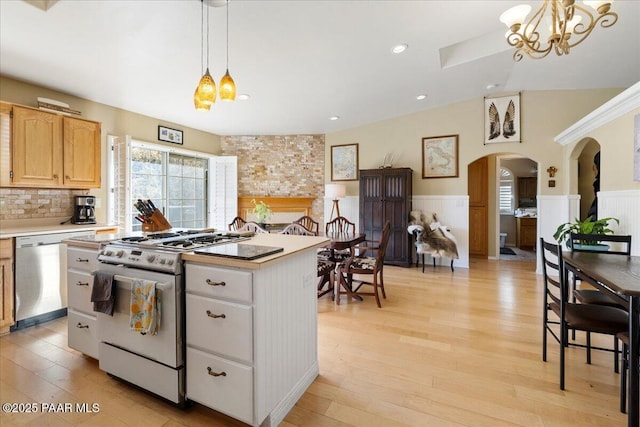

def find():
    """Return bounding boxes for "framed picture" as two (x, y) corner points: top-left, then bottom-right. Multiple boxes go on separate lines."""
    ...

(484, 93), (521, 144)
(158, 125), (183, 144)
(422, 135), (459, 179)
(331, 143), (359, 181)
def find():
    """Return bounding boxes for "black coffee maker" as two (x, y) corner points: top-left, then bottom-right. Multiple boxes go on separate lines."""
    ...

(72, 195), (96, 224)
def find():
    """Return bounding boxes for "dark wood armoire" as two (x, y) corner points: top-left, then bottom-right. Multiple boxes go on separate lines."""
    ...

(359, 167), (412, 267)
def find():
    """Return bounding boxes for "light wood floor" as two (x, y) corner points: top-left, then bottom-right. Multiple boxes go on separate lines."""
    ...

(0, 259), (627, 426)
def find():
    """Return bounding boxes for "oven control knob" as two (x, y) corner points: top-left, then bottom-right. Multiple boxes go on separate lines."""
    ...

(159, 259), (166, 264)
(116, 250), (124, 258)
(167, 260), (174, 266)
(105, 251), (113, 256)
(147, 255), (156, 263)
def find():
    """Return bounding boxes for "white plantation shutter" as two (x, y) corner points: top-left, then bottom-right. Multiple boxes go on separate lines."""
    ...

(210, 156), (237, 231)
(499, 168), (514, 215)
(110, 135), (132, 232)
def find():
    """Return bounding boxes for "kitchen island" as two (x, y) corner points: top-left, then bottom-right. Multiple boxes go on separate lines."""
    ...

(182, 233), (328, 426)
(65, 232), (328, 427)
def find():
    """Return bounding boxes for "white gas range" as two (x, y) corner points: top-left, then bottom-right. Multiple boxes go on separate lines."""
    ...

(94, 230), (250, 406)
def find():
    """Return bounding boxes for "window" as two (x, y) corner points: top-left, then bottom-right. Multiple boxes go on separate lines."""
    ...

(130, 148), (209, 230)
(110, 137), (237, 232)
(499, 167), (515, 215)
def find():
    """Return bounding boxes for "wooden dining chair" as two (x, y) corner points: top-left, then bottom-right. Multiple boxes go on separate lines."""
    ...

(568, 233), (631, 367)
(336, 221), (391, 308)
(325, 216), (355, 234)
(228, 216), (247, 231)
(540, 238), (628, 390)
(293, 216), (319, 235)
(618, 331), (630, 413)
(239, 221), (268, 234)
(280, 223), (315, 236)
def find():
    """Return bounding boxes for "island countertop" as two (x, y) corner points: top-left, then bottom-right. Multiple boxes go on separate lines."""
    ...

(182, 233), (329, 270)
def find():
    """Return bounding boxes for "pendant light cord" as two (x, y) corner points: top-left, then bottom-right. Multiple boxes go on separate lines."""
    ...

(226, 0), (229, 69)
(200, 0), (204, 74)
(206, 1), (210, 69)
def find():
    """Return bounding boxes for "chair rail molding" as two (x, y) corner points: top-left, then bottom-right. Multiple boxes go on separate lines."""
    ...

(555, 81), (640, 146)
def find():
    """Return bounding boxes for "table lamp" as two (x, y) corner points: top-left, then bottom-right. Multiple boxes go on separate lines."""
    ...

(325, 183), (346, 221)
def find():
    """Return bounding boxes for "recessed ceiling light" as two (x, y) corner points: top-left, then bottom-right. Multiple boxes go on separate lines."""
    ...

(486, 83), (500, 90)
(237, 94), (250, 101)
(416, 94), (427, 100)
(329, 116), (340, 121)
(391, 44), (408, 54)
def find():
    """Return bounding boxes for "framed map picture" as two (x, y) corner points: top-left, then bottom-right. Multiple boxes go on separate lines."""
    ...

(331, 143), (359, 181)
(422, 135), (458, 179)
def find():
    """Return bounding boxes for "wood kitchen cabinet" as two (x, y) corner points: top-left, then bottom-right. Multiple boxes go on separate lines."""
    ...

(516, 217), (537, 249)
(359, 168), (412, 266)
(0, 102), (101, 188)
(0, 238), (14, 335)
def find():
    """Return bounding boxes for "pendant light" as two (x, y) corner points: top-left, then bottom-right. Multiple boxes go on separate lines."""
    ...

(219, 0), (236, 101)
(194, 0), (216, 109)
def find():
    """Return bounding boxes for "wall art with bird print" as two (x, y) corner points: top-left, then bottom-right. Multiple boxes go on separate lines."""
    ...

(484, 94), (521, 144)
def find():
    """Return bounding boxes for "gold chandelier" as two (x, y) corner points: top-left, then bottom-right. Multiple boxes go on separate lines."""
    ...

(499, 0), (618, 61)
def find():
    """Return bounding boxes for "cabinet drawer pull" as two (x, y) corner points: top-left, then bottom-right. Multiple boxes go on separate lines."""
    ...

(76, 258), (89, 263)
(76, 323), (89, 329)
(76, 281), (89, 286)
(206, 310), (226, 319)
(205, 279), (226, 287)
(207, 367), (226, 377)
(65, 175), (70, 180)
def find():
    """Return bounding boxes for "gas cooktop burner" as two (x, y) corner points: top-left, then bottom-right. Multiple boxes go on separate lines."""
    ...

(113, 231), (250, 252)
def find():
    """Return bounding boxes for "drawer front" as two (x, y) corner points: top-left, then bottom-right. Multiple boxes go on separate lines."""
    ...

(186, 294), (252, 364)
(67, 247), (99, 271)
(67, 270), (93, 314)
(186, 263), (252, 303)
(186, 347), (253, 425)
(68, 309), (98, 359)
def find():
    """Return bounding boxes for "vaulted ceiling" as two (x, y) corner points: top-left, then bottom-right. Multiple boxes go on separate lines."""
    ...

(1, 0), (638, 135)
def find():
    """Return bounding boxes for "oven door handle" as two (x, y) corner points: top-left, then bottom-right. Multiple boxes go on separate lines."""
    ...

(107, 274), (173, 291)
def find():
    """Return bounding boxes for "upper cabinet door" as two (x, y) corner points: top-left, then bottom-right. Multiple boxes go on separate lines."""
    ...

(11, 106), (63, 187)
(63, 116), (101, 188)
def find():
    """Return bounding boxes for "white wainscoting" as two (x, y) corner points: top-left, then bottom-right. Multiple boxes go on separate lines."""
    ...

(325, 195), (469, 269)
(599, 189), (640, 256)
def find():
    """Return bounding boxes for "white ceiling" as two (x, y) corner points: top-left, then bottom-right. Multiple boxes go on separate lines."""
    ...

(1, 0), (639, 136)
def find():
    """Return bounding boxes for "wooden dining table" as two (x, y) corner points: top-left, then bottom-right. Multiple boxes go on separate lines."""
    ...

(322, 232), (366, 301)
(562, 252), (640, 427)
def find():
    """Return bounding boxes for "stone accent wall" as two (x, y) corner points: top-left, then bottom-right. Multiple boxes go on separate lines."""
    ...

(221, 135), (325, 223)
(0, 188), (89, 220)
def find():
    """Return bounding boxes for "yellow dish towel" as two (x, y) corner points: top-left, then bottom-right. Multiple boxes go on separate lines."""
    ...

(130, 279), (160, 335)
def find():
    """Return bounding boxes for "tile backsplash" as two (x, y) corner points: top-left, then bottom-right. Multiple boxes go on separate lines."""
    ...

(0, 188), (89, 221)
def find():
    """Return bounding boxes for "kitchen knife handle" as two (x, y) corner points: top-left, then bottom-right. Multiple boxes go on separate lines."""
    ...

(205, 279), (226, 287)
(206, 310), (226, 319)
(207, 367), (226, 377)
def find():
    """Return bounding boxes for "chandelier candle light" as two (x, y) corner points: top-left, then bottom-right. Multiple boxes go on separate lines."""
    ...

(499, 0), (617, 61)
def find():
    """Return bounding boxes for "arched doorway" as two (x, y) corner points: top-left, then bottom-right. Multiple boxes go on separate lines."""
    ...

(468, 153), (539, 264)
(576, 139), (601, 221)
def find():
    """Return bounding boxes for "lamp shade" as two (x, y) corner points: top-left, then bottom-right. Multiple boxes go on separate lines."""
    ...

(499, 4), (531, 28)
(325, 183), (346, 199)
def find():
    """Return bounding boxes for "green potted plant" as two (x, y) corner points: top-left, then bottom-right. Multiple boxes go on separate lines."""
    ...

(553, 216), (619, 249)
(251, 199), (273, 227)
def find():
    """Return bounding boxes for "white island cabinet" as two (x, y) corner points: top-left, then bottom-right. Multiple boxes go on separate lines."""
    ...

(182, 233), (328, 427)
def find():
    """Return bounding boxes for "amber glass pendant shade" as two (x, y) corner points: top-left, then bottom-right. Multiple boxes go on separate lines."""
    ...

(194, 68), (217, 107)
(219, 69), (236, 101)
(193, 87), (211, 111)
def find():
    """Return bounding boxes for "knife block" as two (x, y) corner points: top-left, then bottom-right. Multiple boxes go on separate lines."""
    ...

(142, 209), (172, 232)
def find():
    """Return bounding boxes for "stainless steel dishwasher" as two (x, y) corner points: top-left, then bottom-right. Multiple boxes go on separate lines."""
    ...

(14, 230), (95, 329)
